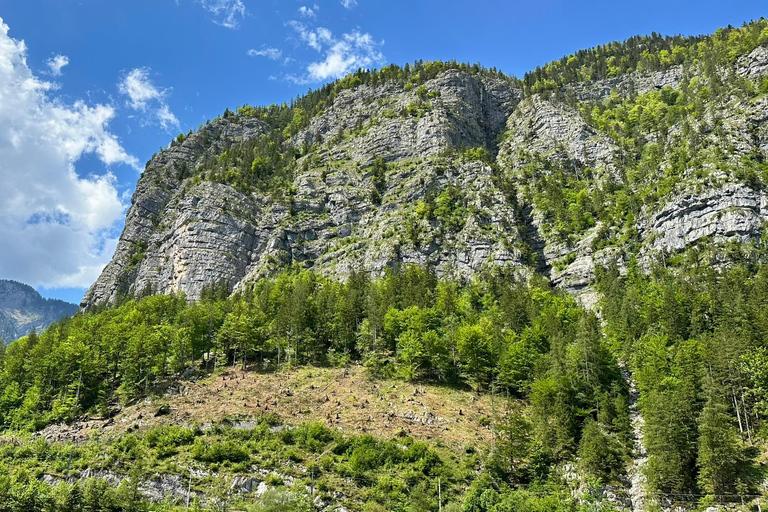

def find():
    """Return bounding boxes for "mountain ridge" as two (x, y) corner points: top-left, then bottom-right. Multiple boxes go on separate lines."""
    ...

(0, 279), (78, 343)
(82, 20), (768, 311)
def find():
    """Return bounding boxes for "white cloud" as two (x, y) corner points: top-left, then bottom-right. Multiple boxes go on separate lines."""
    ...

(298, 6), (316, 18)
(247, 47), (282, 60)
(45, 54), (69, 76)
(156, 104), (180, 131)
(119, 68), (161, 110)
(285, 22), (384, 83)
(305, 30), (384, 82)
(340, 0), (358, 9)
(196, 0), (246, 29)
(288, 21), (334, 52)
(118, 68), (179, 130)
(0, 17), (137, 289)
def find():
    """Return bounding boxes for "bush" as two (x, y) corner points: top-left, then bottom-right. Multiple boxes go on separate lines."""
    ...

(144, 425), (196, 449)
(249, 488), (311, 512)
(191, 439), (249, 463)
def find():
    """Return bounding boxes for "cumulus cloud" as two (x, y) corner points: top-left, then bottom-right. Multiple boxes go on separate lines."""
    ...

(119, 68), (162, 110)
(196, 0), (246, 29)
(298, 6), (316, 18)
(308, 31), (383, 81)
(340, 0), (357, 9)
(118, 68), (179, 130)
(0, 17), (137, 289)
(156, 104), (180, 131)
(247, 47), (282, 60)
(288, 23), (384, 82)
(45, 54), (68, 76)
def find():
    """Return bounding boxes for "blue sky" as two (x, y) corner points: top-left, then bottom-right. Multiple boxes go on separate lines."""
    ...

(0, 0), (765, 304)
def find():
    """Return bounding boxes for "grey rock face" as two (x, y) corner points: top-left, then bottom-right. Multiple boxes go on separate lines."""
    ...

(294, 70), (520, 165)
(83, 72), (527, 307)
(82, 116), (271, 306)
(566, 65), (684, 102)
(83, 47), (768, 310)
(133, 182), (267, 300)
(499, 95), (622, 178)
(738, 45), (768, 79)
(641, 184), (768, 251)
(0, 280), (77, 343)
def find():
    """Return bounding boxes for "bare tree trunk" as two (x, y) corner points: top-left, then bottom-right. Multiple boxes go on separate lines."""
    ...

(741, 391), (753, 444)
(733, 390), (745, 440)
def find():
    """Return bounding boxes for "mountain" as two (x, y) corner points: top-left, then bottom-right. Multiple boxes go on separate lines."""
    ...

(82, 68), (524, 309)
(0, 280), (78, 343)
(83, 25), (768, 315)
(6, 19), (768, 512)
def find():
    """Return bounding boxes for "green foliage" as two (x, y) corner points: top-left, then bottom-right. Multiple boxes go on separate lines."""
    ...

(0, 264), (629, 497)
(696, 388), (746, 495)
(369, 156), (387, 205)
(577, 420), (624, 484)
(248, 488), (312, 512)
(524, 19), (768, 92)
(192, 438), (250, 463)
(461, 473), (615, 512)
(127, 240), (148, 271)
(199, 127), (295, 196)
(597, 261), (768, 498)
(0, 411), (476, 512)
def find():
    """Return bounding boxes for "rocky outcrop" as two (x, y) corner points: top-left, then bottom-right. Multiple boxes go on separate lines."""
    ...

(641, 184), (768, 251)
(84, 47), (768, 310)
(293, 70), (520, 164)
(0, 280), (77, 343)
(41, 466), (341, 509)
(82, 72), (527, 307)
(499, 95), (623, 178)
(82, 116), (271, 306)
(738, 45), (768, 79)
(132, 182), (268, 300)
(566, 65), (684, 102)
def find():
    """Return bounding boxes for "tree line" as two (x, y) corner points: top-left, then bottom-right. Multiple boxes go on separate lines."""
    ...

(0, 265), (629, 489)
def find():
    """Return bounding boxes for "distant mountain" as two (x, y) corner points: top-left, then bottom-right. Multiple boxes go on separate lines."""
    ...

(0, 280), (78, 343)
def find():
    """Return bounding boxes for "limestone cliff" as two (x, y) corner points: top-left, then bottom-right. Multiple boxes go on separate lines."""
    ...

(82, 45), (768, 309)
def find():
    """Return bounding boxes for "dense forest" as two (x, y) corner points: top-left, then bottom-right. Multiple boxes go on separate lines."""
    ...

(523, 19), (768, 91)
(4, 258), (768, 509)
(0, 265), (630, 512)
(597, 258), (768, 497)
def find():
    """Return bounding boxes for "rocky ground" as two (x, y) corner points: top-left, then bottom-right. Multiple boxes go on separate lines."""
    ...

(36, 365), (498, 449)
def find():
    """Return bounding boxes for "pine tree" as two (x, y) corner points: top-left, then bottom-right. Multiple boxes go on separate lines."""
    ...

(697, 387), (743, 495)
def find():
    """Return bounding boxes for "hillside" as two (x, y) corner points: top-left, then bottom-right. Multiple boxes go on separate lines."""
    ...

(4, 18), (768, 512)
(0, 280), (77, 343)
(15, 366), (499, 511)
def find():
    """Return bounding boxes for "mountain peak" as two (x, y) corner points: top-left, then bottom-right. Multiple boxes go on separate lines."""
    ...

(0, 279), (78, 343)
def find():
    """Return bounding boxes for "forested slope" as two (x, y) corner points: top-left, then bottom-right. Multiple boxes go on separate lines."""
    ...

(4, 18), (768, 512)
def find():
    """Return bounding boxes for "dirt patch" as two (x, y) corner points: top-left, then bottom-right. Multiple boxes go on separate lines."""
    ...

(39, 366), (501, 448)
